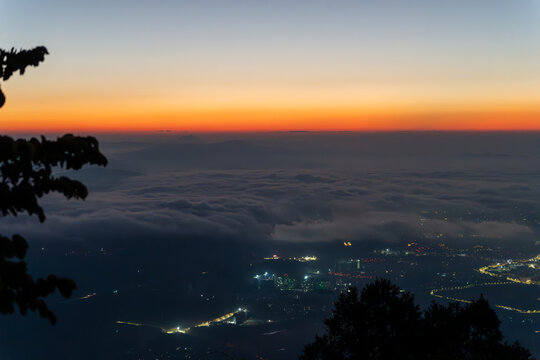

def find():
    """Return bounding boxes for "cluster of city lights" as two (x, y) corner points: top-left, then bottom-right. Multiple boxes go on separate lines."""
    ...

(328, 271), (372, 280)
(117, 308), (248, 335)
(254, 272), (274, 280)
(263, 255), (318, 262)
(477, 254), (540, 286)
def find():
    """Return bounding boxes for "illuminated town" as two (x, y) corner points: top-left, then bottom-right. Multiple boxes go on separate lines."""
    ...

(117, 308), (249, 334)
(478, 255), (540, 285)
(101, 236), (540, 358)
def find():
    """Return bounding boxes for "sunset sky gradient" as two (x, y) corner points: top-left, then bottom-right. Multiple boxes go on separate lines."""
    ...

(1, 0), (540, 132)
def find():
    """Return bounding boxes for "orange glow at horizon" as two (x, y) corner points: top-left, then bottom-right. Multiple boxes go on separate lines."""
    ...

(2, 104), (540, 132)
(2, 76), (540, 132)
(3, 0), (540, 133)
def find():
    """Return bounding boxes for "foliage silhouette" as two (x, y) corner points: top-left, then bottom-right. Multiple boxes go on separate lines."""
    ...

(301, 279), (535, 360)
(0, 46), (107, 324)
(0, 46), (48, 107)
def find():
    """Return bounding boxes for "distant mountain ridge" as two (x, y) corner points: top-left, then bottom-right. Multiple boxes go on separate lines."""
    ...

(117, 139), (296, 171)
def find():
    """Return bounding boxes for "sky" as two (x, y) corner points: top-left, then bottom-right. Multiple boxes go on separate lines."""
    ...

(1, 0), (540, 131)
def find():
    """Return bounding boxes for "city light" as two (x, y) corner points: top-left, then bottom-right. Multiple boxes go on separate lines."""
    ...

(117, 308), (248, 335)
(478, 254), (540, 286)
(263, 255), (318, 262)
(430, 282), (540, 314)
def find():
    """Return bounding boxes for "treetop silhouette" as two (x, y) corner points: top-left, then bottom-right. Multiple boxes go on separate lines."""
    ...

(302, 279), (535, 360)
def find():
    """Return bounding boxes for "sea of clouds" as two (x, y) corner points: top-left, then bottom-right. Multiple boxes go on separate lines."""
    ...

(1, 132), (539, 250)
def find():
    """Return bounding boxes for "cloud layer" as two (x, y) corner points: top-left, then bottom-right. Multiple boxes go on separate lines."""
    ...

(2, 132), (539, 249)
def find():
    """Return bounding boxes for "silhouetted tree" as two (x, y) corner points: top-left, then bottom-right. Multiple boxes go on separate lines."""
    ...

(0, 46), (107, 324)
(302, 279), (535, 360)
